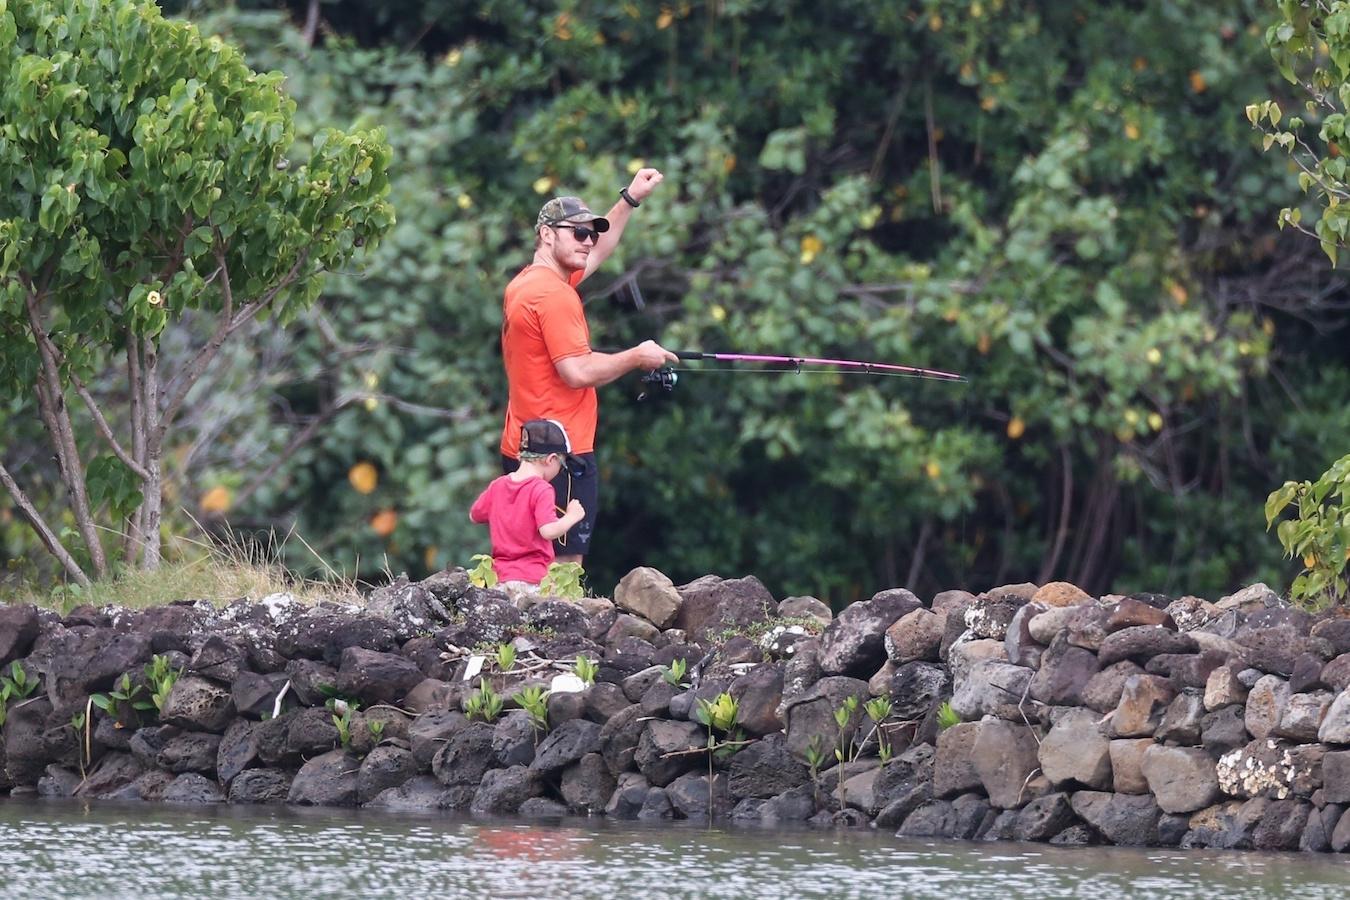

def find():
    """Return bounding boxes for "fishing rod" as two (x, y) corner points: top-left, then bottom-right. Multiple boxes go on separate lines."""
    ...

(636, 351), (968, 401)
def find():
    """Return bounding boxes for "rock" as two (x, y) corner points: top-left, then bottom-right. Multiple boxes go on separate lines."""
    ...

(1030, 582), (1090, 607)
(605, 772), (651, 819)
(161, 676), (235, 733)
(365, 575), (453, 641)
(1155, 692), (1204, 745)
(1289, 653), (1329, 693)
(599, 704), (646, 776)
(948, 639), (1007, 692)
(546, 689), (588, 724)
(230, 671), (292, 719)
(228, 768), (292, 804)
(1141, 745), (1220, 813)
(1066, 606), (1111, 652)
(871, 661), (947, 722)
(357, 745), (418, 804)
(1070, 791), (1161, 846)
(1028, 606), (1079, 645)
(37, 765), (81, 799)
(667, 772), (732, 821)
(605, 614), (660, 646)
(1252, 798), (1312, 851)
(634, 719), (705, 787)
(1081, 661), (1145, 714)
(285, 707), (340, 757)
(1107, 598), (1175, 632)
(530, 719), (602, 775)
(163, 773), (225, 803)
(779, 596), (832, 625)
(334, 647), (424, 707)
(156, 730), (222, 774)
(1039, 709), (1112, 790)
(1107, 739), (1153, 794)
(1274, 690), (1333, 742)
(1242, 674), (1290, 741)
(471, 765), (542, 814)
(725, 733), (809, 799)
(1030, 634), (1100, 706)
(404, 678), (456, 715)
(885, 608), (944, 663)
(287, 749), (360, 806)
(1013, 792), (1077, 842)
(1181, 798), (1267, 849)
(1111, 674), (1175, 738)
(280, 613), (398, 664)
(432, 722), (495, 787)
(934, 722), (983, 798)
(1324, 750), (1350, 803)
(1334, 807), (1350, 852)
(45, 629), (153, 706)
(491, 712), (537, 768)
(950, 660), (1033, 722)
(408, 711), (467, 771)
(898, 793), (992, 839)
(364, 775), (456, 811)
(782, 676), (870, 760)
(1318, 687), (1350, 743)
(1004, 602), (1046, 668)
(1098, 627), (1196, 667)
(614, 567), (683, 628)
(188, 634), (250, 684)
(675, 575), (776, 645)
(1200, 705), (1249, 756)
(283, 659), (339, 707)
(1324, 655), (1350, 692)
(559, 752), (615, 813)
(1217, 738), (1323, 799)
(1214, 583), (1279, 612)
(1299, 803), (1344, 852)
(972, 719), (1043, 809)
(728, 663), (784, 736)
(819, 589), (921, 676)
(0, 604), (40, 667)
(1203, 664), (1248, 711)
(621, 665), (666, 703)
(964, 591), (1029, 641)
(528, 600), (590, 636)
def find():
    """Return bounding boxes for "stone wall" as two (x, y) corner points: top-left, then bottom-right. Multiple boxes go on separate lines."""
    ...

(1, 570), (1348, 852)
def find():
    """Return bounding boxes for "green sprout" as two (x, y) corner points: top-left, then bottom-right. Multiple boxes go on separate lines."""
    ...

(512, 685), (550, 734)
(469, 554), (498, 589)
(465, 678), (504, 723)
(539, 561), (585, 600)
(937, 701), (961, 731)
(495, 643), (517, 672)
(661, 657), (689, 688)
(573, 654), (598, 686)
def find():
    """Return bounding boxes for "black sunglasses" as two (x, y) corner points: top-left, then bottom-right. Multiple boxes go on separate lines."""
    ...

(553, 224), (600, 244)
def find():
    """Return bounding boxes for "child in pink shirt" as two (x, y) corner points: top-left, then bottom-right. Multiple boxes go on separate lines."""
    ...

(470, 419), (586, 585)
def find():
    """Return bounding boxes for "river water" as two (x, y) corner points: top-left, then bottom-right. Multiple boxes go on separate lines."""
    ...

(2, 799), (1347, 899)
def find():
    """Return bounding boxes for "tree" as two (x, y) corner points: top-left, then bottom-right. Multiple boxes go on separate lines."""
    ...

(0, 0), (394, 582)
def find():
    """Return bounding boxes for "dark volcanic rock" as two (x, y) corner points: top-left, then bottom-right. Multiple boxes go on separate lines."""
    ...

(288, 749), (360, 806)
(335, 647), (425, 706)
(818, 589), (921, 676)
(728, 733), (810, 799)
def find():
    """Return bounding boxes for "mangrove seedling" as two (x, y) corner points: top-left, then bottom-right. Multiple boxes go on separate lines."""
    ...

(468, 554), (498, 589)
(495, 642), (517, 672)
(368, 719), (385, 744)
(863, 695), (895, 763)
(833, 695), (861, 764)
(661, 657), (689, 688)
(91, 673), (155, 726)
(804, 735), (828, 809)
(573, 654), (598, 686)
(326, 697), (359, 749)
(465, 678), (504, 723)
(539, 561), (585, 600)
(694, 692), (745, 759)
(512, 685), (550, 735)
(1, 661), (37, 702)
(144, 654), (181, 713)
(937, 701), (961, 731)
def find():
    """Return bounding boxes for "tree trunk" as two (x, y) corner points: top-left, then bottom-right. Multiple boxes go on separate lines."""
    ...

(141, 335), (163, 569)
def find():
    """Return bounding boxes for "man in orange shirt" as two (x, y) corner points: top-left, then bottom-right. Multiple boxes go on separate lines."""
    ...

(500, 168), (677, 564)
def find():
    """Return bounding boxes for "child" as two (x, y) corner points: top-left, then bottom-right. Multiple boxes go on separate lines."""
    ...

(470, 418), (586, 590)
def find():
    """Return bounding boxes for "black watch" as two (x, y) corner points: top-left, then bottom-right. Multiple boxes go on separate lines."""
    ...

(619, 187), (640, 208)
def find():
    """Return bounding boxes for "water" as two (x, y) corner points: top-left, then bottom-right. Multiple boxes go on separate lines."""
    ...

(2, 799), (1347, 899)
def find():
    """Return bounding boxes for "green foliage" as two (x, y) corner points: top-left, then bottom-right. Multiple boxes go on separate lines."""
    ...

(832, 694), (862, 765)
(572, 654), (598, 686)
(538, 561), (585, 600)
(91, 672), (155, 722)
(368, 719), (385, 743)
(464, 678), (503, 723)
(937, 701), (961, 732)
(1266, 453), (1350, 610)
(494, 642), (516, 672)
(1, 660), (37, 702)
(143, 654), (180, 712)
(863, 695), (895, 763)
(0, 0), (393, 578)
(661, 656), (688, 688)
(511, 685), (550, 733)
(694, 691), (744, 760)
(326, 697), (358, 748)
(468, 555), (498, 589)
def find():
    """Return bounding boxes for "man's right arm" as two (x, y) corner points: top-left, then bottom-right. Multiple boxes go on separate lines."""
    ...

(554, 340), (678, 389)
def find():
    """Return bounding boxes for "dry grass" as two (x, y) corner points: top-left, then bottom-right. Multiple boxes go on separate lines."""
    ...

(9, 522), (364, 613)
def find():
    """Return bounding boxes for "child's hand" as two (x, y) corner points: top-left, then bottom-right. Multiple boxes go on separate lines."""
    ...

(565, 499), (585, 520)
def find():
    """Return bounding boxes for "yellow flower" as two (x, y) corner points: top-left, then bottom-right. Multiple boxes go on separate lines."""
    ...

(363, 396), (379, 412)
(1006, 417), (1025, 440)
(200, 486), (231, 514)
(925, 460), (942, 480)
(457, 193), (473, 210)
(444, 48), (462, 67)
(1146, 347), (1162, 365)
(799, 234), (822, 265)
(710, 304), (727, 322)
(348, 462), (378, 494)
(533, 176), (554, 195)
(1147, 412), (1164, 431)
(1124, 122), (1140, 140)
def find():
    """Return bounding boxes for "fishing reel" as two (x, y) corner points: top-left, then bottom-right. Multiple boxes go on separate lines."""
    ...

(637, 366), (678, 401)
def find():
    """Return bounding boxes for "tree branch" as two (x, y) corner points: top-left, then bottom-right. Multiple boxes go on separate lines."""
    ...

(0, 461), (91, 586)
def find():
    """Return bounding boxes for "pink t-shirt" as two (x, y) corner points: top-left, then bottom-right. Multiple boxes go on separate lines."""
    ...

(469, 474), (557, 583)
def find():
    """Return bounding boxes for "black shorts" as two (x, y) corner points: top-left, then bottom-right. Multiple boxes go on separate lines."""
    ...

(501, 452), (598, 557)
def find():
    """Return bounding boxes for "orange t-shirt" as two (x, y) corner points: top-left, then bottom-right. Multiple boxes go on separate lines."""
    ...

(499, 266), (596, 458)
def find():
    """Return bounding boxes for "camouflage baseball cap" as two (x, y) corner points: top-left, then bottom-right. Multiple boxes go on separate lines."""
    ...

(536, 196), (610, 233)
